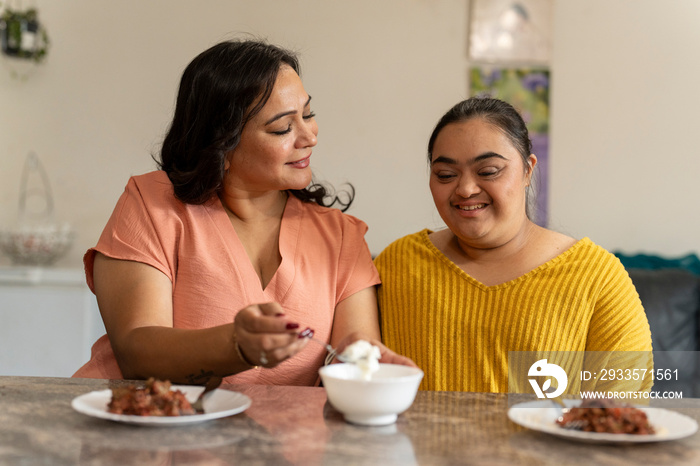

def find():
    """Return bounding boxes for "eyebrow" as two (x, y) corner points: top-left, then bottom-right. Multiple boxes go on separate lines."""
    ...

(431, 152), (507, 165)
(264, 95), (312, 125)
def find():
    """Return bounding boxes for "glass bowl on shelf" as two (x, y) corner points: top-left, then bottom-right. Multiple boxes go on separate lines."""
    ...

(0, 224), (75, 266)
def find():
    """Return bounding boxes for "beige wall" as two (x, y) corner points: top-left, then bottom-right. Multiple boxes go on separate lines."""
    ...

(1, 0), (698, 269)
(549, 0), (700, 256)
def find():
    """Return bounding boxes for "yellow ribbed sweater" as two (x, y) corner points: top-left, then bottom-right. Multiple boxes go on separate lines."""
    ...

(375, 230), (653, 392)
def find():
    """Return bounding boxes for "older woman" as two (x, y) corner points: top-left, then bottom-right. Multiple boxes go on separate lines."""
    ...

(74, 40), (413, 386)
(375, 97), (652, 393)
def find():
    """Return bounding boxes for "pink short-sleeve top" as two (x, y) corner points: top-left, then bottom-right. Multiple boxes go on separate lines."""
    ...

(73, 171), (380, 386)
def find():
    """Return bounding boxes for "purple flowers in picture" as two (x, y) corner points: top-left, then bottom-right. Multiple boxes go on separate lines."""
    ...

(470, 67), (550, 226)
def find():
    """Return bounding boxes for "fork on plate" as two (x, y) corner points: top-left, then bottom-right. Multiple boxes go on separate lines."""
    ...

(552, 397), (586, 430)
(191, 376), (223, 414)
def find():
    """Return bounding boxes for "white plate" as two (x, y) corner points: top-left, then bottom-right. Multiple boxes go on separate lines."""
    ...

(71, 385), (251, 426)
(508, 400), (698, 444)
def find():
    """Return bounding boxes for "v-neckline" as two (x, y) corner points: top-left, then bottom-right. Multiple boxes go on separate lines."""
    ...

(421, 229), (588, 290)
(206, 195), (302, 300)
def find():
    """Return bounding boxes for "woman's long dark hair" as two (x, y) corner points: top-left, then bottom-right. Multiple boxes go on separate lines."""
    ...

(157, 39), (353, 211)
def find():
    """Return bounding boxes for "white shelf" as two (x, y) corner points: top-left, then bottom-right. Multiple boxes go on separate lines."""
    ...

(0, 267), (105, 377)
(0, 266), (86, 286)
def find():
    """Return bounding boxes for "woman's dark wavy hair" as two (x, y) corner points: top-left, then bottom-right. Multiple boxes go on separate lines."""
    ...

(427, 96), (535, 218)
(157, 39), (353, 211)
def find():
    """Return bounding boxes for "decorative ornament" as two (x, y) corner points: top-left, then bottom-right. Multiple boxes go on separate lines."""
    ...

(0, 2), (49, 79)
(0, 152), (75, 266)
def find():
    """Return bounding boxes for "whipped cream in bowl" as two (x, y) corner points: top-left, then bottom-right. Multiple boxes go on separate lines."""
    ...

(337, 340), (382, 380)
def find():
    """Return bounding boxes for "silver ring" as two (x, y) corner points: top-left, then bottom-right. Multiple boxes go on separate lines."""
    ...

(260, 351), (268, 366)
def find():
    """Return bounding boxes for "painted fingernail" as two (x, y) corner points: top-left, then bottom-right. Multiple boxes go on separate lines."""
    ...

(298, 327), (314, 338)
(285, 323), (300, 330)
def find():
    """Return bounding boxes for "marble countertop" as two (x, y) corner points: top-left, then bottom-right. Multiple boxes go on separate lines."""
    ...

(1, 376), (700, 465)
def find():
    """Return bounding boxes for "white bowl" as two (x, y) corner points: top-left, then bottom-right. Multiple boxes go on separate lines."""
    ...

(319, 363), (424, 426)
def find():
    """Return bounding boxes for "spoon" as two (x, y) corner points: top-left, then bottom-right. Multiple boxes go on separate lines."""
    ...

(192, 376), (223, 414)
(298, 328), (349, 365)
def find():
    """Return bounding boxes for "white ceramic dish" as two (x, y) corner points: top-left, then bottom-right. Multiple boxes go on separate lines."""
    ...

(507, 400), (698, 444)
(319, 363), (423, 426)
(71, 385), (251, 426)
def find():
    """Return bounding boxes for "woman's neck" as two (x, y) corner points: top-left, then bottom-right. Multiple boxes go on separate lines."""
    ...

(220, 190), (288, 225)
(450, 221), (540, 264)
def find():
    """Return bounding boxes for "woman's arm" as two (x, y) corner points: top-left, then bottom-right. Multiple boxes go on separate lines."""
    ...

(329, 286), (380, 347)
(329, 286), (417, 367)
(93, 253), (307, 384)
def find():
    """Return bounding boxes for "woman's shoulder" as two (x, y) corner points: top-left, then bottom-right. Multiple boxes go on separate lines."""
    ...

(131, 170), (169, 183)
(375, 230), (432, 262)
(567, 236), (618, 262)
(295, 197), (367, 229)
(126, 170), (175, 198)
(112, 170), (199, 226)
(546, 233), (626, 276)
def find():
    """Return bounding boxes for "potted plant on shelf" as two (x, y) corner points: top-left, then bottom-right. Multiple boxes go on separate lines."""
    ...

(0, 4), (49, 63)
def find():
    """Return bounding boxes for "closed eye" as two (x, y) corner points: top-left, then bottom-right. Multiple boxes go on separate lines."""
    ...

(479, 168), (500, 177)
(433, 171), (456, 181)
(272, 125), (292, 135)
(271, 109), (315, 135)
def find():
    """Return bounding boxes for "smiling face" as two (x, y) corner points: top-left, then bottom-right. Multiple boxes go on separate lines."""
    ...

(429, 118), (536, 249)
(223, 65), (318, 196)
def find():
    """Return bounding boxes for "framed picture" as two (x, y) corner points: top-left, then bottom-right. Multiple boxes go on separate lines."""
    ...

(470, 67), (550, 226)
(468, 0), (553, 65)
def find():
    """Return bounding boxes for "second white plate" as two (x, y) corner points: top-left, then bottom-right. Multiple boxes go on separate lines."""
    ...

(508, 400), (698, 444)
(72, 385), (251, 426)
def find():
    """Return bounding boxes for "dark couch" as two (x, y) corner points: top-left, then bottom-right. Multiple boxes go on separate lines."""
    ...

(626, 267), (700, 397)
